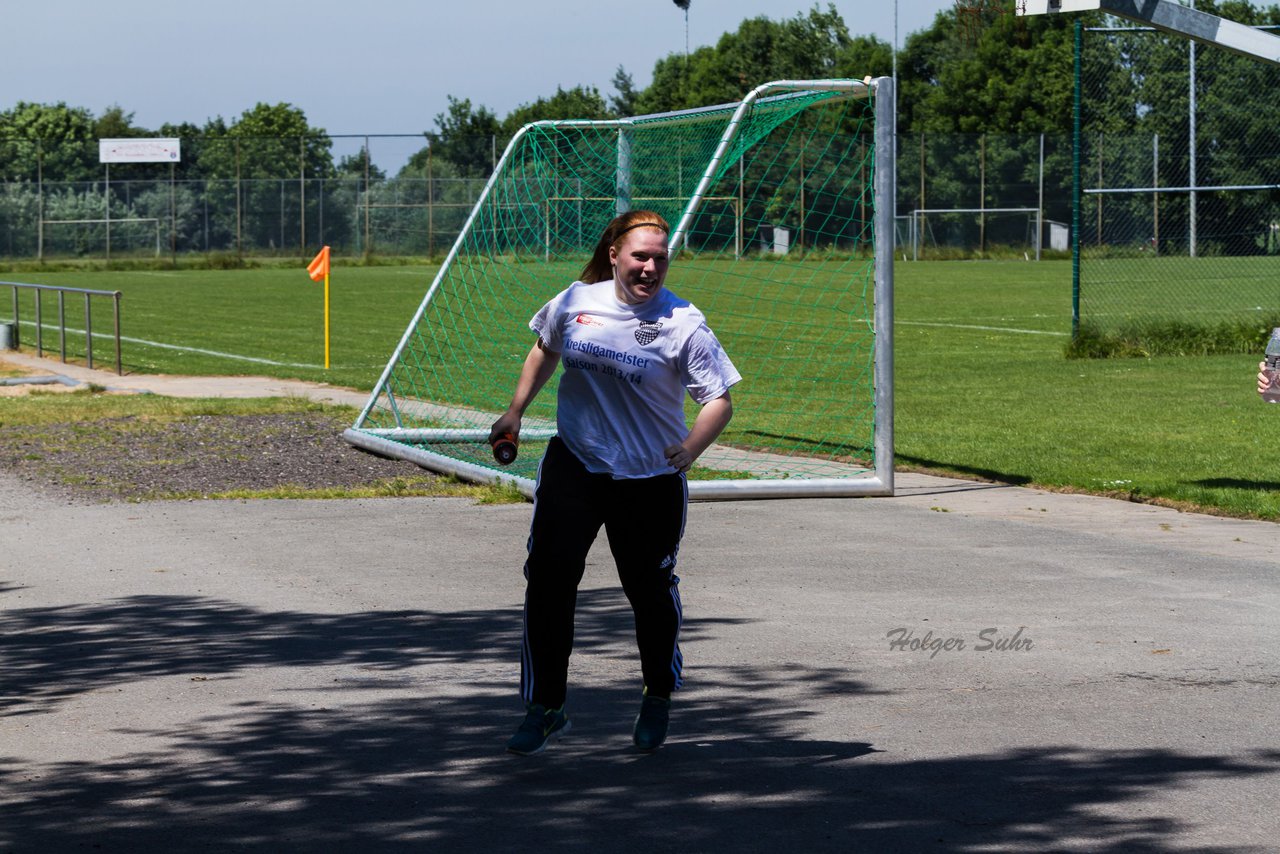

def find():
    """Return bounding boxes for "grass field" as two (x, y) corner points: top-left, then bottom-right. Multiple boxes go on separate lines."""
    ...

(6, 259), (1279, 520)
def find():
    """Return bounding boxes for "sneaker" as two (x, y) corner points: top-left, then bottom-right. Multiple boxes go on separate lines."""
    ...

(632, 693), (671, 751)
(506, 703), (571, 755)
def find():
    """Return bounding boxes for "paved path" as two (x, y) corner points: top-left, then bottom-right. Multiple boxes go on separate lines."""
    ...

(2, 351), (1279, 851)
(0, 351), (371, 407)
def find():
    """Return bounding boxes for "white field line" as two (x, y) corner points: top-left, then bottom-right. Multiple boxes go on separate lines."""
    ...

(897, 320), (1069, 337)
(13, 319), (323, 369)
(12, 316), (1061, 373)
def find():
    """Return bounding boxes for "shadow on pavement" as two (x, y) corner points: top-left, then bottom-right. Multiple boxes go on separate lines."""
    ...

(3, 591), (1278, 852)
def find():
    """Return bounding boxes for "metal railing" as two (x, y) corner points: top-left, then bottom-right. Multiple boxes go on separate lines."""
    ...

(3, 281), (123, 375)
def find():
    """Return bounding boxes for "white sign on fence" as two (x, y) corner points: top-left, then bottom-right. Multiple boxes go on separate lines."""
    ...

(98, 138), (182, 164)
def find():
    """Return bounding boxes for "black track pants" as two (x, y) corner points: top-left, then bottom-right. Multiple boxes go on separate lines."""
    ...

(520, 436), (688, 709)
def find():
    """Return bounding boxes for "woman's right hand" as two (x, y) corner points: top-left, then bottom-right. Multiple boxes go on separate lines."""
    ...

(489, 410), (522, 445)
(1259, 361), (1272, 396)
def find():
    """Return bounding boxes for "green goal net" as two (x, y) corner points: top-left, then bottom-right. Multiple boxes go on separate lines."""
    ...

(345, 78), (895, 499)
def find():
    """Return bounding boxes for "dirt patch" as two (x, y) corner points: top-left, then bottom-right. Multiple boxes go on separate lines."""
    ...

(0, 411), (440, 503)
(0, 383), (81, 397)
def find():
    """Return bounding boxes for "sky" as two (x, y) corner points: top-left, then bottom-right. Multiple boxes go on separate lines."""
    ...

(2, 1), (955, 169)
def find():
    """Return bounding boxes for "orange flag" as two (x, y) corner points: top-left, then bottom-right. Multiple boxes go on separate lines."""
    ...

(307, 245), (330, 282)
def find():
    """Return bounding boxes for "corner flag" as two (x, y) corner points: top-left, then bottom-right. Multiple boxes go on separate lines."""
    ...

(306, 246), (331, 369)
(307, 245), (330, 282)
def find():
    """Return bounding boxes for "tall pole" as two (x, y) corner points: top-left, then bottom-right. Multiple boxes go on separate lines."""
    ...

(37, 139), (43, 262)
(235, 139), (242, 255)
(1037, 133), (1045, 261)
(105, 163), (111, 265)
(1072, 19), (1082, 338)
(170, 160), (177, 262)
(685, 6), (690, 66)
(364, 134), (371, 256)
(299, 136), (306, 256)
(892, 0), (898, 95)
(1188, 0), (1198, 258)
(1154, 133), (1160, 255)
(893, 0), (899, 237)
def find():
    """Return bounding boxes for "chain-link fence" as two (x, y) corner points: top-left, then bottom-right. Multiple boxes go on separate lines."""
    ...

(0, 127), (1082, 263)
(1078, 23), (1280, 346)
(896, 131), (1072, 259)
(0, 134), (496, 261)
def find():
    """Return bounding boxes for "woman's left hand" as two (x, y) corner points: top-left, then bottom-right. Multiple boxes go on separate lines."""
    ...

(664, 444), (694, 473)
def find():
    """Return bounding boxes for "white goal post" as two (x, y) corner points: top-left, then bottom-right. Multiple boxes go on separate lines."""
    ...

(344, 78), (896, 500)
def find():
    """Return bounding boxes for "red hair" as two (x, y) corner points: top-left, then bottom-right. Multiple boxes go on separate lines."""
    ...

(579, 210), (670, 284)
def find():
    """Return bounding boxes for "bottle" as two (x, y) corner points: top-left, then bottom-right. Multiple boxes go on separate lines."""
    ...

(1264, 328), (1280, 404)
(491, 432), (518, 465)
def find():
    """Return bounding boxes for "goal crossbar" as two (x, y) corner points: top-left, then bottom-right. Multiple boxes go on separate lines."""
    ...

(1018, 0), (1280, 65)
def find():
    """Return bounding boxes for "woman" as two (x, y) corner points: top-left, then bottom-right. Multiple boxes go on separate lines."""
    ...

(490, 210), (740, 755)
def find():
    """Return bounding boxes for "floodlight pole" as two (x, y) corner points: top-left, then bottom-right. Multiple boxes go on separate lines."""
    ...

(1072, 19), (1082, 338)
(892, 1), (898, 103)
(1188, 0), (1197, 258)
(893, 0), (900, 229)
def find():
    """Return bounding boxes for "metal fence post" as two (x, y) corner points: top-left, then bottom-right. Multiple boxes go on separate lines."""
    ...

(1037, 133), (1045, 261)
(105, 162), (112, 265)
(37, 139), (44, 262)
(299, 135), (306, 255)
(84, 292), (93, 369)
(113, 291), (122, 376)
(235, 138), (242, 255)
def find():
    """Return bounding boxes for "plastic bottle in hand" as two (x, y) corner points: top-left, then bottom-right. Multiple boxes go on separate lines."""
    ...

(1264, 328), (1280, 404)
(491, 433), (518, 465)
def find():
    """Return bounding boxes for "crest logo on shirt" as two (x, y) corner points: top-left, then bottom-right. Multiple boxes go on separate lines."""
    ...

(575, 313), (604, 327)
(635, 320), (662, 346)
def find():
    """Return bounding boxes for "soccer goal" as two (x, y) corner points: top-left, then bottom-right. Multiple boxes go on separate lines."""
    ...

(906, 207), (1043, 260)
(344, 78), (896, 499)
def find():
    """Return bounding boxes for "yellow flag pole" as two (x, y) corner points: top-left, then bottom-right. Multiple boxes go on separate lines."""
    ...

(307, 244), (332, 369)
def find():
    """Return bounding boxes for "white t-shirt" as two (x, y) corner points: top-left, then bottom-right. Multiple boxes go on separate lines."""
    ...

(531, 280), (741, 479)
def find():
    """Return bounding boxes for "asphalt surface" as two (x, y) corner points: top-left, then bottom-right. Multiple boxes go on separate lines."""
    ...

(2, 353), (1279, 852)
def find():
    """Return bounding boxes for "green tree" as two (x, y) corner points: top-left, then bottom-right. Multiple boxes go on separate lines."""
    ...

(0, 101), (99, 182)
(155, 119), (226, 180)
(426, 96), (501, 178)
(899, 8), (1082, 135)
(637, 5), (870, 113)
(500, 85), (613, 137)
(610, 66), (641, 117)
(94, 105), (143, 140)
(337, 148), (387, 181)
(196, 103), (334, 253)
(833, 35), (893, 81)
